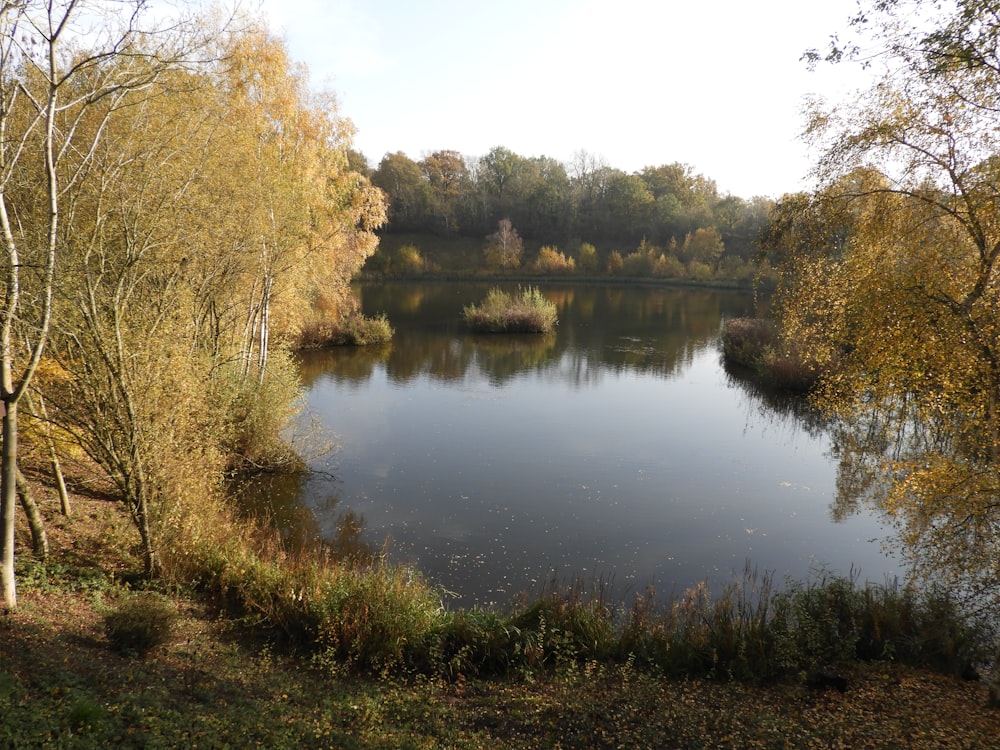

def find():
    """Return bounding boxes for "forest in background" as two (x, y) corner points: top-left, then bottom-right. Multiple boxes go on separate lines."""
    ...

(357, 148), (774, 279)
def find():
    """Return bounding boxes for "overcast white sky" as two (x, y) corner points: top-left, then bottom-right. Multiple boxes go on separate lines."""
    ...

(257, 0), (871, 199)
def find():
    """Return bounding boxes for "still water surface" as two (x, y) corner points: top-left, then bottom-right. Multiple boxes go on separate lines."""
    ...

(276, 283), (899, 608)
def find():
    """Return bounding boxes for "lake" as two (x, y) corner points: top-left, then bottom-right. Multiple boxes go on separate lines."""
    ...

(261, 282), (900, 609)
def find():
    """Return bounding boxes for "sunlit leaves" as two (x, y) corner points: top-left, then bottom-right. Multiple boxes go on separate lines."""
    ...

(775, 0), (1000, 603)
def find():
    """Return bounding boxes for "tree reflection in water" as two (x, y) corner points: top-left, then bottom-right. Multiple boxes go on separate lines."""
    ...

(234, 472), (381, 565)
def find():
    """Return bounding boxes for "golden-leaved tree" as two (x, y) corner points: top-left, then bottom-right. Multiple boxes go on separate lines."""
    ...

(770, 0), (1000, 602)
(0, 0), (222, 608)
(3, 10), (385, 599)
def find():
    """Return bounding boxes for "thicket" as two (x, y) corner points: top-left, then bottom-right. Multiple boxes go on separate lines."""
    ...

(721, 317), (821, 393)
(369, 232), (772, 288)
(0, 8), (385, 605)
(463, 287), (558, 333)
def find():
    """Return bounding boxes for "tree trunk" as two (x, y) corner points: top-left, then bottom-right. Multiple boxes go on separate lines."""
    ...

(26, 391), (70, 516)
(15, 468), (47, 560)
(1, 400), (17, 609)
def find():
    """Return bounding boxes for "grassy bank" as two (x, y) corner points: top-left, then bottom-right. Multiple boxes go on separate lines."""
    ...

(2, 487), (1000, 747)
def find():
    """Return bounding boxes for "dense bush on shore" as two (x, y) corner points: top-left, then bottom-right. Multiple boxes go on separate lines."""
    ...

(166, 493), (987, 681)
(297, 311), (394, 347)
(722, 317), (821, 392)
(366, 233), (775, 289)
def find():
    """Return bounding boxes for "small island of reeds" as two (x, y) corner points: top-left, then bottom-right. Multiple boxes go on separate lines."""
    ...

(463, 286), (558, 333)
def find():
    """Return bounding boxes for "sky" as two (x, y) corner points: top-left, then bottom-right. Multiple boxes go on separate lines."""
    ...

(257, 0), (873, 199)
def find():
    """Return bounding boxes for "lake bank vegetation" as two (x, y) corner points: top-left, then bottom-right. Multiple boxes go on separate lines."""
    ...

(4, 490), (997, 746)
(721, 317), (823, 393)
(463, 286), (558, 333)
(365, 229), (770, 290)
(0, 3), (386, 609)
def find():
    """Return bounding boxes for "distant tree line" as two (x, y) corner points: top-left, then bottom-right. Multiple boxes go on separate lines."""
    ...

(360, 147), (774, 263)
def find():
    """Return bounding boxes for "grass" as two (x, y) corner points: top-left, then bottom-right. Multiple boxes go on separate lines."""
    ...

(298, 312), (394, 347)
(2, 485), (1000, 747)
(463, 286), (558, 333)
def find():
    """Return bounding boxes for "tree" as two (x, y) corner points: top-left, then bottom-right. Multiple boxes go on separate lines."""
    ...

(679, 227), (725, 266)
(35, 23), (384, 582)
(372, 151), (431, 231)
(484, 218), (523, 270)
(479, 146), (520, 206)
(773, 0), (1000, 601)
(0, 7), (384, 607)
(0, 0), (214, 609)
(420, 150), (468, 232)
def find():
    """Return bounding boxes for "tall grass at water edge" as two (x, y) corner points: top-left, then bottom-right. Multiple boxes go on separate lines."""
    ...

(463, 286), (558, 333)
(168, 501), (988, 683)
(420, 567), (987, 684)
(722, 317), (821, 392)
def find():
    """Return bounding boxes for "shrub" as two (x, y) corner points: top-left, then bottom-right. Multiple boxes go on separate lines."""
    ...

(533, 246), (576, 274)
(298, 312), (394, 347)
(213, 351), (303, 471)
(463, 286), (557, 333)
(104, 591), (177, 655)
(687, 260), (714, 281)
(718, 255), (757, 284)
(651, 253), (685, 278)
(761, 349), (821, 393)
(414, 609), (519, 679)
(621, 251), (651, 276)
(395, 244), (425, 274)
(721, 317), (775, 370)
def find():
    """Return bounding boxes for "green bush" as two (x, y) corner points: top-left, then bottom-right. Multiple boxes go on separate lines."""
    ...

(104, 591), (177, 655)
(463, 286), (558, 333)
(414, 609), (519, 679)
(577, 242), (599, 273)
(651, 253), (685, 278)
(395, 244), (425, 274)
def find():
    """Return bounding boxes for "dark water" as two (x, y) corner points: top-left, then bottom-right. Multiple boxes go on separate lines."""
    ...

(260, 282), (900, 609)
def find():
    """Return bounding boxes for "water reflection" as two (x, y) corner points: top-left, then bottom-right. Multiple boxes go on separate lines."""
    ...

(300, 283), (746, 390)
(234, 473), (379, 565)
(288, 282), (898, 608)
(824, 403), (1000, 614)
(722, 361), (829, 442)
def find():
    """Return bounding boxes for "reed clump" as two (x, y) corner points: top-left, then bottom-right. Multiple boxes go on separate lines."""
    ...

(722, 317), (821, 393)
(411, 568), (985, 684)
(463, 286), (558, 333)
(298, 312), (394, 347)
